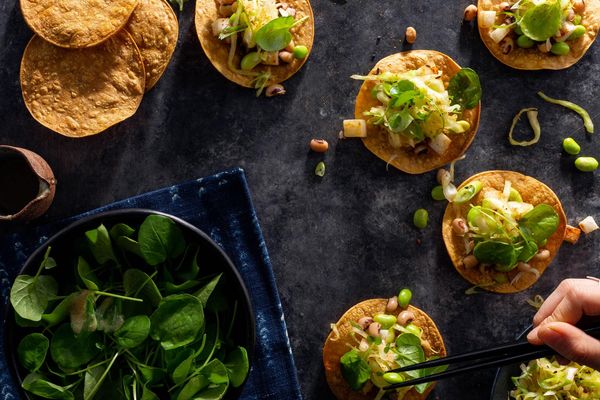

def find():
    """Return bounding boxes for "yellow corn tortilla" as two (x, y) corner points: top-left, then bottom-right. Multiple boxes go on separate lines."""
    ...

(20, 0), (139, 48)
(125, 0), (179, 91)
(477, 0), (600, 70)
(323, 299), (446, 400)
(20, 31), (145, 138)
(442, 171), (567, 293)
(354, 51), (480, 174)
(195, 0), (315, 88)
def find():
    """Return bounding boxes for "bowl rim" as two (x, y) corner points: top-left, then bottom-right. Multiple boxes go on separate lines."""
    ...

(3, 208), (256, 398)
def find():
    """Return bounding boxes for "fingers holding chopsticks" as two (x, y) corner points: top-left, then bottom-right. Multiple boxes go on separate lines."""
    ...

(527, 278), (600, 369)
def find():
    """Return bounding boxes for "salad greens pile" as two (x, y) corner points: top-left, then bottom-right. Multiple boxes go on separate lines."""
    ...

(10, 214), (250, 400)
(511, 357), (600, 399)
(457, 180), (559, 274)
(483, 0), (588, 56)
(352, 66), (481, 154)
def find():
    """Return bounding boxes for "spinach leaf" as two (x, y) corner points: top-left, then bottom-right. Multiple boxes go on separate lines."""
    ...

(166, 280), (201, 294)
(116, 236), (143, 257)
(172, 349), (195, 385)
(448, 68), (481, 110)
(176, 247), (200, 281)
(70, 290), (98, 334)
(520, 0), (562, 41)
(85, 224), (117, 264)
(194, 274), (222, 307)
(77, 257), (100, 290)
(395, 333), (425, 368)
(224, 346), (249, 388)
(84, 364), (106, 400)
(516, 227), (538, 262)
(520, 204), (560, 244)
(254, 17), (295, 52)
(339, 349), (371, 390)
(141, 386), (160, 400)
(123, 269), (162, 308)
(21, 372), (74, 400)
(177, 374), (209, 400)
(42, 293), (76, 327)
(193, 359), (229, 400)
(137, 364), (165, 386)
(473, 241), (518, 271)
(114, 315), (150, 348)
(50, 324), (102, 370)
(10, 273), (58, 322)
(109, 223), (136, 240)
(150, 294), (205, 350)
(138, 215), (186, 265)
(18, 333), (49, 372)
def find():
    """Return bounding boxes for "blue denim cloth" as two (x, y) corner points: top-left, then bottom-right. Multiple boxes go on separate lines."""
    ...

(0, 168), (302, 400)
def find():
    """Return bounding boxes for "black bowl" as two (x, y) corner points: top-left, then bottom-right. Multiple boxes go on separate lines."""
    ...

(489, 327), (530, 400)
(5, 209), (256, 399)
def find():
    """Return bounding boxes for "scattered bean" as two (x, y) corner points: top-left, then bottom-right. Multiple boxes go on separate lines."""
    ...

(404, 323), (421, 336)
(374, 314), (397, 329)
(397, 310), (415, 326)
(405, 27), (417, 44)
(315, 161), (326, 177)
(452, 218), (469, 236)
(367, 322), (381, 337)
(310, 139), (329, 153)
(464, 4), (478, 21)
(357, 316), (373, 330)
(265, 84), (286, 97)
(240, 52), (261, 71)
(500, 37), (514, 54)
(413, 208), (428, 229)
(575, 156), (598, 172)
(431, 185), (446, 201)
(573, 0), (586, 14)
(517, 35), (535, 48)
(562, 137), (581, 155)
(398, 288), (412, 308)
(462, 254), (479, 269)
(499, 2), (510, 11)
(569, 25), (586, 41)
(279, 51), (294, 63)
(551, 42), (570, 56)
(533, 249), (550, 261)
(386, 297), (398, 313)
(293, 45), (309, 59)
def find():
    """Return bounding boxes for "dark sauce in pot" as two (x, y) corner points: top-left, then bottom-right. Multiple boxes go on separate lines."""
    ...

(0, 152), (39, 216)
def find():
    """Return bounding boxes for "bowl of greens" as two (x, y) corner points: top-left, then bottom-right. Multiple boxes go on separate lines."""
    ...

(5, 209), (255, 400)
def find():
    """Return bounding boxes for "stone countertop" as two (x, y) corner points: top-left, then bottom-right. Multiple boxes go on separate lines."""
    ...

(1, 0), (600, 399)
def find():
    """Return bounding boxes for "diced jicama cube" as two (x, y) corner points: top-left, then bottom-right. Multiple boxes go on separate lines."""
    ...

(343, 119), (367, 138)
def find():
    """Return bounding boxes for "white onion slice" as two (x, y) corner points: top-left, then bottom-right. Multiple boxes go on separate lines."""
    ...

(502, 180), (512, 201)
(579, 216), (599, 234)
(480, 10), (497, 28)
(490, 26), (510, 43)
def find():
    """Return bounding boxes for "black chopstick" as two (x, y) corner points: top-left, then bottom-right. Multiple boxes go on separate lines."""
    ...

(382, 325), (600, 391)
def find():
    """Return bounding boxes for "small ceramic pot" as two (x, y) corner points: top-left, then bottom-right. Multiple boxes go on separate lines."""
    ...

(0, 145), (56, 222)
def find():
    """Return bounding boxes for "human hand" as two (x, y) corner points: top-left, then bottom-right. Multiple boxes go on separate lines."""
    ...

(527, 278), (600, 370)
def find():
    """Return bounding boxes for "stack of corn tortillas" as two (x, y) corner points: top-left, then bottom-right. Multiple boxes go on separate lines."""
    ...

(19, 0), (179, 137)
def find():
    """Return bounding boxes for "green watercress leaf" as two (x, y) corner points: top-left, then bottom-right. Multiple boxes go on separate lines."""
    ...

(18, 333), (49, 372)
(395, 333), (425, 368)
(138, 215), (186, 265)
(123, 269), (162, 308)
(10, 274), (58, 321)
(520, 204), (560, 243)
(50, 324), (102, 370)
(224, 346), (249, 387)
(84, 364), (106, 400)
(150, 294), (205, 350)
(114, 315), (150, 348)
(85, 224), (117, 264)
(448, 68), (482, 110)
(109, 223), (136, 240)
(42, 293), (76, 327)
(473, 241), (518, 271)
(520, 0), (562, 41)
(40, 247), (57, 270)
(254, 16), (295, 52)
(339, 349), (371, 391)
(22, 372), (74, 400)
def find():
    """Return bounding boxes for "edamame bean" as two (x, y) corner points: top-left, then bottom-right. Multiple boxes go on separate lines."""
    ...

(562, 137), (581, 155)
(516, 35), (535, 48)
(374, 313), (397, 329)
(383, 372), (404, 384)
(568, 25), (586, 41)
(398, 288), (412, 308)
(240, 52), (261, 71)
(573, 15), (582, 25)
(404, 323), (422, 336)
(514, 25), (523, 36)
(413, 209), (428, 229)
(508, 188), (522, 202)
(292, 45), (309, 59)
(431, 185), (445, 201)
(551, 42), (570, 56)
(315, 161), (326, 177)
(575, 156), (599, 172)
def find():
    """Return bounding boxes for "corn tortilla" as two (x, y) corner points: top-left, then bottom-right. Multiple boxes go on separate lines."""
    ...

(442, 171), (567, 293)
(20, 31), (145, 138)
(20, 0), (139, 48)
(354, 51), (480, 174)
(125, 0), (179, 91)
(323, 299), (446, 400)
(195, 0), (315, 88)
(477, 0), (600, 70)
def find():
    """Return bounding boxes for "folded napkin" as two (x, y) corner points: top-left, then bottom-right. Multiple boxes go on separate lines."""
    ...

(0, 167), (302, 400)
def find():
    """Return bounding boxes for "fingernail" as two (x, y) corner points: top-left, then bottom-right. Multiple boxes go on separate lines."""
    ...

(527, 328), (539, 342)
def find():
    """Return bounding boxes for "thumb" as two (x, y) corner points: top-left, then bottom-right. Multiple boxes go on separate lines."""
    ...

(537, 322), (600, 370)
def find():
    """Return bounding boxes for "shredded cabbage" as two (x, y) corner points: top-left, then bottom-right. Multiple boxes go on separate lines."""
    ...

(510, 358), (600, 399)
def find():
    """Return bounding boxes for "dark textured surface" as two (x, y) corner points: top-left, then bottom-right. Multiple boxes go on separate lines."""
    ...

(1, 0), (599, 399)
